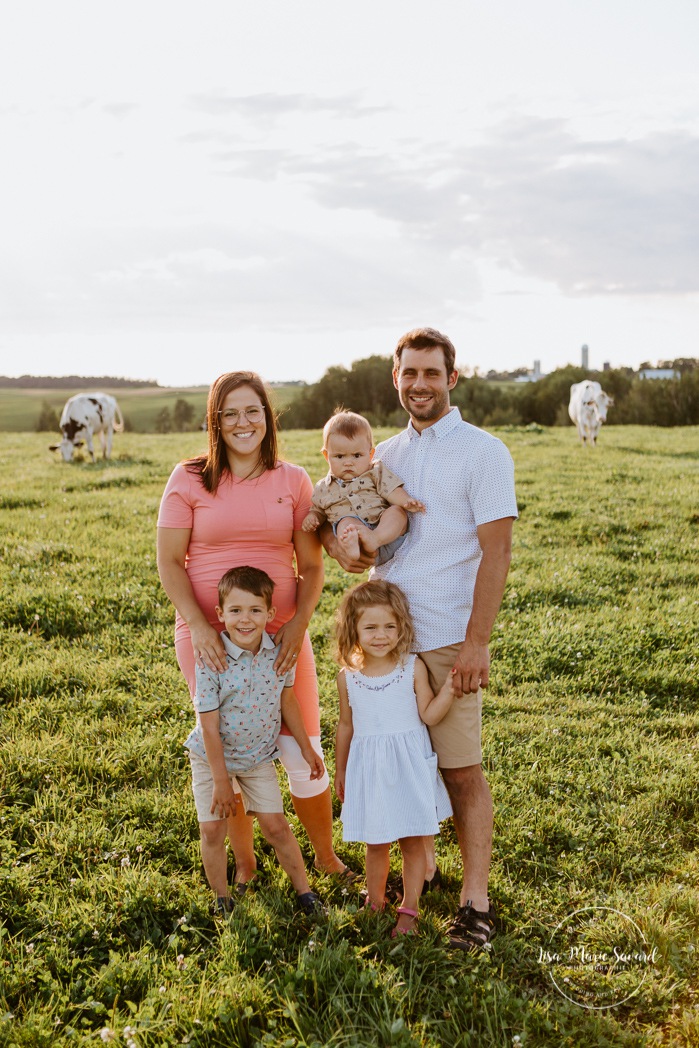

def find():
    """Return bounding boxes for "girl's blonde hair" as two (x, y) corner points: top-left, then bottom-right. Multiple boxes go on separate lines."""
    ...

(335, 580), (415, 669)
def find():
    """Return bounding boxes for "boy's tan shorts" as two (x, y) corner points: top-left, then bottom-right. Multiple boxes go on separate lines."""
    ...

(418, 644), (482, 769)
(189, 752), (283, 822)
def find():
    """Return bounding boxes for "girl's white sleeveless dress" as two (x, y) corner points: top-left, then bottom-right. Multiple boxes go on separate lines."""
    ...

(341, 655), (452, 844)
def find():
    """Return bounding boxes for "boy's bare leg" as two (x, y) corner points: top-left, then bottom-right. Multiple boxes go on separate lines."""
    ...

(365, 842), (390, 909)
(255, 813), (311, 894)
(199, 819), (230, 898)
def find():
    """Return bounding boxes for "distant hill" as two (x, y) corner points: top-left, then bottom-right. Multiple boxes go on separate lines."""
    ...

(0, 375), (160, 389)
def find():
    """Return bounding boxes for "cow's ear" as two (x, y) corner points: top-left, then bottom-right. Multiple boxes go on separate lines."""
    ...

(48, 443), (59, 451)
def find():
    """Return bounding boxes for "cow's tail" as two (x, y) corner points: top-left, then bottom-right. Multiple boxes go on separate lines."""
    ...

(113, 400), (125, 433)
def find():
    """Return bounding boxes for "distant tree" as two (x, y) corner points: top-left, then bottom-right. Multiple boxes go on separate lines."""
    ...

(155, 407), (173, 433)
(35, 402), (60, 432)
(173, 398), (195, 432)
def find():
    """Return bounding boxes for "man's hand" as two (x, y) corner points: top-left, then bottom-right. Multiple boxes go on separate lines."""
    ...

(451, 638), (490, 697)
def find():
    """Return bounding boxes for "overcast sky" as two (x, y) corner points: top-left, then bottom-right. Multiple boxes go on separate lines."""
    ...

(2, 1), (698, 386)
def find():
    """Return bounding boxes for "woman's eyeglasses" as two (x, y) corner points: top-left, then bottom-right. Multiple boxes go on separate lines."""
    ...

(217, 407), (264, 426)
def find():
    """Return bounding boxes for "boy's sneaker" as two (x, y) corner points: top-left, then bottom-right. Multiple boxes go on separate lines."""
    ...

(214, 896), (235, 917)
(297, 891), (328, 917)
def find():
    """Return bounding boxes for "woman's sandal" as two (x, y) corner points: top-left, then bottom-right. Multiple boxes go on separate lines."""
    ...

(391, 906), (419, 938)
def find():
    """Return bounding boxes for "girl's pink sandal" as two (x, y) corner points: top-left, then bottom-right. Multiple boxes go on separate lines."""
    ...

(363, 895), (386, 913)
(391, 906), (419, 938)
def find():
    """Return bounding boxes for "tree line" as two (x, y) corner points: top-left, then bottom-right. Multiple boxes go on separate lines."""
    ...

(278, 355), (699, 429)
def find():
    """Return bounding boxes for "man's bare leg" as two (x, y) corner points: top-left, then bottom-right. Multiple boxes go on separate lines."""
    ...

(441, 764), (492, 912)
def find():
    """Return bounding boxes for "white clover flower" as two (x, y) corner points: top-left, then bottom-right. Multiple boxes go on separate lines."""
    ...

(26, 943), (34, 954)
(123, 1027), (136, 1037)
(135, 845), (143, 854)
(121, 856), (130, 868)
(159, 986), (166, 993)
(99, 1030), (115, 1043)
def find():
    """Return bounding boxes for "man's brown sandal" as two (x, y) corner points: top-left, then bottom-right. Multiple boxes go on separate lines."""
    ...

(446, 901), (496, 951)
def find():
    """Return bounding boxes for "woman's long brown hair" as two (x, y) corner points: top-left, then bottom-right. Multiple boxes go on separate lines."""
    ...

(185, 371), (279, 493)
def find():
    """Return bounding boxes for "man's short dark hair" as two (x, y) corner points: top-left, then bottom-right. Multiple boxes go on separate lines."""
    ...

(218, 565), (275, 609)
(393, 327), (457, 374)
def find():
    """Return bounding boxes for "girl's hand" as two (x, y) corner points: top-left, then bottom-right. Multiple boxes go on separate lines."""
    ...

(303, 749), (326, 781)
(191, 622), (227, 674)
(334, 772), (345, 803)
(274, 616), (306, 675)
(210, 779), (238, 819)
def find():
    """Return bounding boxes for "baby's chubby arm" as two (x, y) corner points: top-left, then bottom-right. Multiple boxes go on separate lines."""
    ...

(385, 485), (426, 513)
(200, 708), (239, 817)
(414, 658), (457, 726)
(280, 687), (325, 779)
(301, 508), (326, 533)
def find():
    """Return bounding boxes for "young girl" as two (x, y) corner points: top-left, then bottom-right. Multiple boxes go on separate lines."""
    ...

(334, 580), (455, 937)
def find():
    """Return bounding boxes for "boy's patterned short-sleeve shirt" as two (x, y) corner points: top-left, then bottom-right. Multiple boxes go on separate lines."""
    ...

(185, 631), (296, 773)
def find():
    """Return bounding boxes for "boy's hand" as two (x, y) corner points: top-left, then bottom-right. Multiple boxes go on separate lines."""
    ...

(334, 771), (345, 803)
(210, 779), (238, 819)
(404, 497), (426, 513)
(303, 749), (326, 780)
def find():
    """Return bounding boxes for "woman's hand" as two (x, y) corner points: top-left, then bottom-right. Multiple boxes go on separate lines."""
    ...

(274, 615), (307, 675)
(190, 621), (227, 674)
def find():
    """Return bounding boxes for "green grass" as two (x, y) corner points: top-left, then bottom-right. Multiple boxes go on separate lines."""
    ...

(0, 385), (302, 434)
(1, 426), (698, 1047)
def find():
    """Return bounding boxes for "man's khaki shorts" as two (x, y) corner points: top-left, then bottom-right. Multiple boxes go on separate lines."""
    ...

(418, 644), (482, 769)
(189, 752), (283, 822)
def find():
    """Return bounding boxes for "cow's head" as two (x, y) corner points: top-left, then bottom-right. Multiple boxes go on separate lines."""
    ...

(48, 436), (84, 461)
(596, 393), (614, 421)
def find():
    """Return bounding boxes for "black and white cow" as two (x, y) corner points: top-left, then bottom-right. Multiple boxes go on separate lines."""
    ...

(49, 393), (124, 462)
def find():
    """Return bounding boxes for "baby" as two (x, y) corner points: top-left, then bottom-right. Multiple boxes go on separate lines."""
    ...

(302, 410), (425, 564)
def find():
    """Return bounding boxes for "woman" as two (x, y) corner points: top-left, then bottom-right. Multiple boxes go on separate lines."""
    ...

(157, 371), (353, 890)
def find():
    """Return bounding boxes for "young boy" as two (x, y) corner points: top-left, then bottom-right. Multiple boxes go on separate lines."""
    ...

(184, 565), (326, 916)
(302, 410), (425, 564)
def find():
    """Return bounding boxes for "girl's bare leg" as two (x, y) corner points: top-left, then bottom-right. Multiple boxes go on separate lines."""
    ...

(395, 835), (426, 933)
(423, 834), (437, 882)
(365, 842), (390, 909)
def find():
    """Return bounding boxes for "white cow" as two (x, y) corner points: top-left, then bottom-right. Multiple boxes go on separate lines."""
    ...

(49, 393), (124, 462)
(568, 381), (614, 446)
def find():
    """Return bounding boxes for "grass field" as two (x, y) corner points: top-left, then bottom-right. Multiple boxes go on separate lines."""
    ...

(1, 425), (698, 1047)
(0, 385), (302, 434)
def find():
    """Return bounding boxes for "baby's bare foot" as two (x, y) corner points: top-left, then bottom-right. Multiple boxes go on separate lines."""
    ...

(338, 524), (361, 560)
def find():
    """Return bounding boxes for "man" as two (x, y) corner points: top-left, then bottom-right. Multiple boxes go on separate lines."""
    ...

(325, 327), (517, 950)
